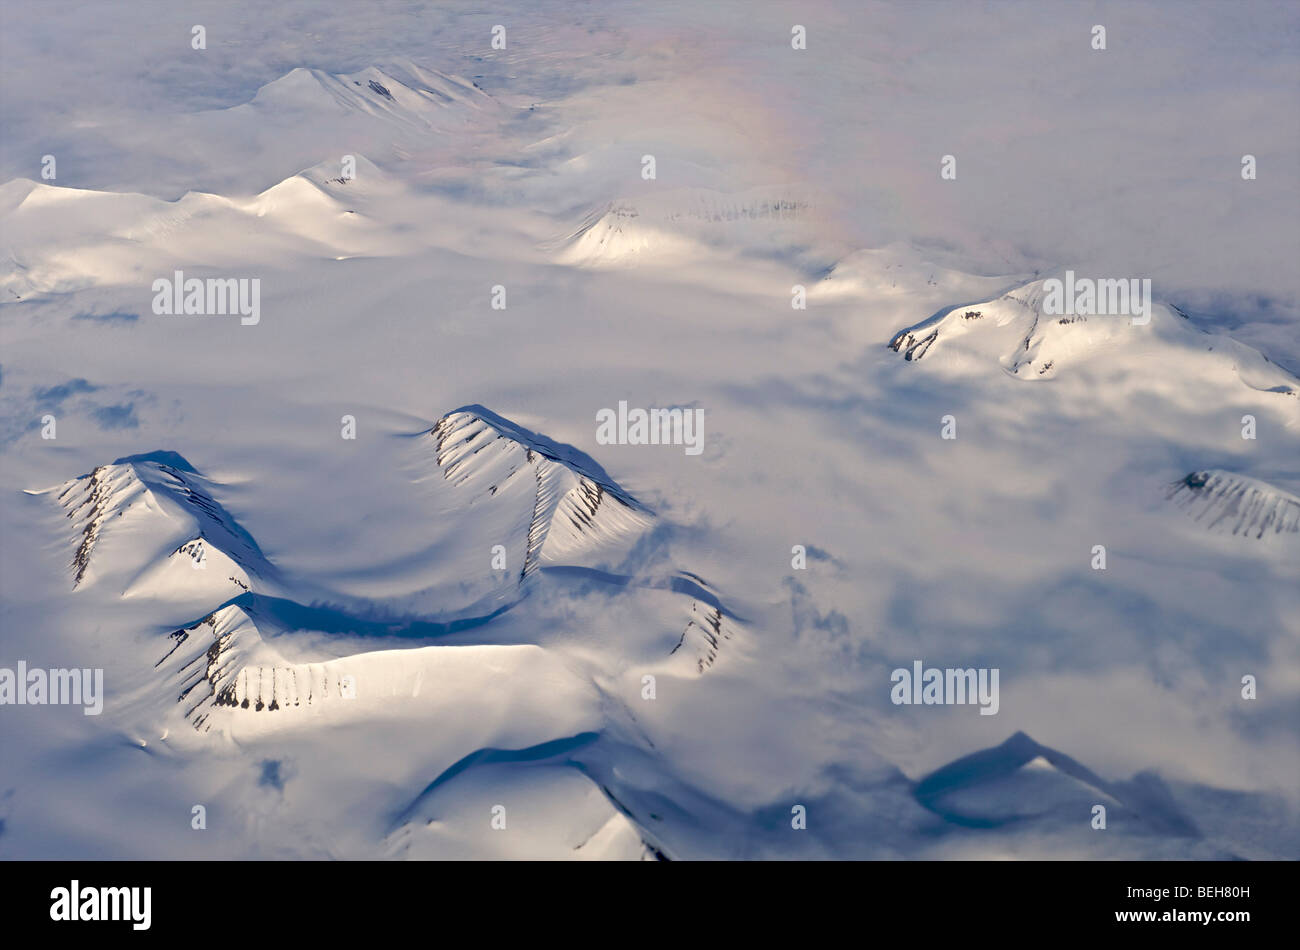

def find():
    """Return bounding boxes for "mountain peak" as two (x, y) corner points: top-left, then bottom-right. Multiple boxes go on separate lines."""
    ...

(429, 407), (648, 576)
(44, 453), (269, 594)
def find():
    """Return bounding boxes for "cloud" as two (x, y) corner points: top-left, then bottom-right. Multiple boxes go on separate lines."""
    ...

(90, 403), (140, 430)
(32, 378), (98, 408)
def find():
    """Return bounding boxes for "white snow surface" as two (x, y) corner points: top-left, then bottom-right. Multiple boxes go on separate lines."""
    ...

(1, 2), (1298, 860)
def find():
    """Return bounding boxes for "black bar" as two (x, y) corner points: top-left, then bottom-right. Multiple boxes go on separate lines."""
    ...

(4, 859), (1282, 936)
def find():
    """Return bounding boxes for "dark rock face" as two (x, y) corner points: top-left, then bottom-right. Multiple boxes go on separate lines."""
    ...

(1167, 470), (1300, 538)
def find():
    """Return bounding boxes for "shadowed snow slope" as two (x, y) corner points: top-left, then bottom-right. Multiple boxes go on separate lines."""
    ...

(915, 731), (1199, 837)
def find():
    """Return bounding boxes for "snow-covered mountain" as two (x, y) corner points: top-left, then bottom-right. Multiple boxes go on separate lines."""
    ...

(552, 186), (812, 269)
(888, 276), (1300, 400)
(914, 731), (1197, 836)
(24, 401), (743, 760)
(40, 452), (271, 599)
(2, 5), (1297, 863)
(428, 405), (650, 572)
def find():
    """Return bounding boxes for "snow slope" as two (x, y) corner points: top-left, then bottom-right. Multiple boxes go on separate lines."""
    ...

(1, 5), (1297, 862)
(888, 277), (1300, 398)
